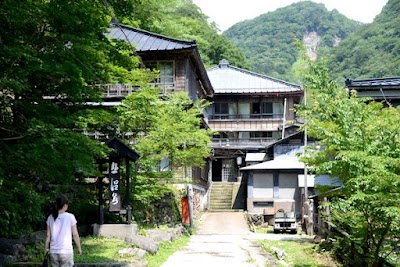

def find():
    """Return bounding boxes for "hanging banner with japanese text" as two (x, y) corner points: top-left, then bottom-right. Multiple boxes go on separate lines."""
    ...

(109, 158), (121, 212)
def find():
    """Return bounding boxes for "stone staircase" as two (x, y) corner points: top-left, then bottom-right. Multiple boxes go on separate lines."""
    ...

(209, 182), (234, 210)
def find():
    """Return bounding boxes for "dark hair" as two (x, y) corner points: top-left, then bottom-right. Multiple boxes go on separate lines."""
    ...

(52, 195), (68, 220)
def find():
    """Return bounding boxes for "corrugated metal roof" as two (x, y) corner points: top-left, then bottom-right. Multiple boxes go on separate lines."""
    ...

(207, 60), (302, 94)
(346, 77), (400, 89)
(107, 25), (196, 52)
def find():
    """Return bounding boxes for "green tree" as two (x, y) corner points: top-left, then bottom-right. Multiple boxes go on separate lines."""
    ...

(116, 87), (213, 222)
(328, 0), (400, 82)
(224, 1), (361, 81)
(0, 0), (148, 237)
(114, 0), (250, 68)
(299, 58), (400, 266)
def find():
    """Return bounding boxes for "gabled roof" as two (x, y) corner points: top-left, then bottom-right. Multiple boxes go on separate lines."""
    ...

(346, 77), (400, 90)
(207, 59), (302, 94)
(106, 23), (213, 97)
(107, 24), (197, 52)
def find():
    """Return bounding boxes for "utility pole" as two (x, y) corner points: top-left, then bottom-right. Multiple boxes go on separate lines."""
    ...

(303, 86), (313, 235)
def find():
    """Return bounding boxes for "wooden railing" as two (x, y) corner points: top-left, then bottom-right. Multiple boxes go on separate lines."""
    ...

(211, 138), (274, 147)
(97, 83), (175, 98)
(209, 114), (284, 120)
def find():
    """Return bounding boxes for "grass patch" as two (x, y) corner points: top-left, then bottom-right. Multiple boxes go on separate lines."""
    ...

(255, 225), (274, 234)
(259, 239), (342, 267)
(75, 237), (131, 263)
(145, 234), (190, 267)
(71, 232), (190, 266)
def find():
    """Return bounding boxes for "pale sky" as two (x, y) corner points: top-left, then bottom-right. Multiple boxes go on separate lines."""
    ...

(192, 0), (388, 32)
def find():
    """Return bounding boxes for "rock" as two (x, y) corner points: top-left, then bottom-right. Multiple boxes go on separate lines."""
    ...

(118, 248), (147, 260)
(313, 235), (323, 244)
(270, 246), (285, 260)
(0, 253), (17, 266)
(145, 229), (173, 243)
(19, 231), (46, 246)
(0, 238), (27, 258)
(125, 235), (159, 254)
(125, 261), (148, 267)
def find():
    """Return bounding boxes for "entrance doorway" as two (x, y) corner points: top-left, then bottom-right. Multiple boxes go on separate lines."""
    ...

(212, 160), (222, 182)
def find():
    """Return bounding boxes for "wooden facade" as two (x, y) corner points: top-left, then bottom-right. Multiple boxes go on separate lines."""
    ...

(206, 60), (303, 187)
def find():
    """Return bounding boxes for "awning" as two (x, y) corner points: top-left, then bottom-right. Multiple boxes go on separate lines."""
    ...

(241, 156), (304, 170)
(245, 153), (266, 162)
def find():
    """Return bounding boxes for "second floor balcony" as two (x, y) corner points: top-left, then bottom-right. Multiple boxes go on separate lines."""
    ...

(99, 83), (175, 98)
(211, 137), (276, 148)
(209, 113), (283, 120)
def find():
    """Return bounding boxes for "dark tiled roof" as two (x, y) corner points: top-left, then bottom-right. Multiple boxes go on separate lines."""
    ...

(107, 24), (197, 52)
(106, 23), (213, 97)
(345, 77), (400, 90)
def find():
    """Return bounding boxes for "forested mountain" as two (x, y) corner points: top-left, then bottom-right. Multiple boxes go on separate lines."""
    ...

(119, 0), (250, 69)
(327, 0), (400, 82)
(224, 1), (362, 82)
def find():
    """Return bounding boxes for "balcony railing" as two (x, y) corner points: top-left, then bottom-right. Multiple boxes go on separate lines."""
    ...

(209, 114), (283, 120)
(98, 83), (175, 98)
(211, 137), (274, 147)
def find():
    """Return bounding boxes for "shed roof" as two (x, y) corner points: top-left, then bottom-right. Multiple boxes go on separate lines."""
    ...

(207, 59), (302, 94)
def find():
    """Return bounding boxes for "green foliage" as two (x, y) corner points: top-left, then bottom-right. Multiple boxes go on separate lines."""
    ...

(224, 1), (361, 82)
(328, 0), (400, 82)
(117, 88), (213, 223)
(298, 56), (400, 267)
(0, 180), (43, 238)
(115, 0), (250, 68)
(0, 0), (148, 237)
(259, 239), (340, 266)
(118, 88), (213, 170)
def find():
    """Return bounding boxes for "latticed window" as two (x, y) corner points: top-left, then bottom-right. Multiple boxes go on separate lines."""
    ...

(145, 61), (174, 86)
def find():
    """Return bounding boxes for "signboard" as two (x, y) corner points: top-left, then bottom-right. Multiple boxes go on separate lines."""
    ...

(109, 158), (121, 212)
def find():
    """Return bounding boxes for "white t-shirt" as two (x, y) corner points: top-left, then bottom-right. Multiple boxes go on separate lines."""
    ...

(47, 212), (77, 254)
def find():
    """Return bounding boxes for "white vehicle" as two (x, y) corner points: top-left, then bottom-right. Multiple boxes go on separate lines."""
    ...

(273, 199), (297, 234)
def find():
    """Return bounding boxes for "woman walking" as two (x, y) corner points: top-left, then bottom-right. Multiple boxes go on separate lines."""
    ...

(45, 194), (82, 267)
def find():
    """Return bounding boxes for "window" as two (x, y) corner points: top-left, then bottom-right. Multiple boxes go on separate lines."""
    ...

(253, 201), (273, 207)
(261, 102), (273, 114)
(273, 173), (279, 198)
(252, 103), (261, 114)
(153, 156), (170, 172)
(250, 132), (273, 138)
(214, 103), (229, 115)
(146, 61), (174, 86)
(214, 103), (237, 119)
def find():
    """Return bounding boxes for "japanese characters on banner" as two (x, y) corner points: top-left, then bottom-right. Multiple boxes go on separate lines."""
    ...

(109, 158), (121, 212)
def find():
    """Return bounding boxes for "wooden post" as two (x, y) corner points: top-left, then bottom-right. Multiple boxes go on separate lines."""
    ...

(126, 157), (132, 224)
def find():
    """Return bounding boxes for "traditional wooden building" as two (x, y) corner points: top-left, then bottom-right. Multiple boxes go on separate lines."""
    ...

(104, 23), (213, 102)
(206, 59), (303, 183)
(345, 77), (400, 107)
(87, 23), (216, 214)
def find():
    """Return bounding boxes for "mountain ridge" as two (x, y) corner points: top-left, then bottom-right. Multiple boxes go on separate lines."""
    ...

(224, 1), (363, 82)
